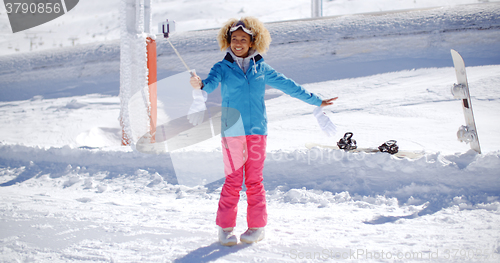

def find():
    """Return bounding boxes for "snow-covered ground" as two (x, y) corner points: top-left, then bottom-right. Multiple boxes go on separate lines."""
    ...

(1, 1), (500, 262)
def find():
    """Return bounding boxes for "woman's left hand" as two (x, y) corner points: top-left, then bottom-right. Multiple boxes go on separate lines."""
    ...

(320, 97), (338, 107)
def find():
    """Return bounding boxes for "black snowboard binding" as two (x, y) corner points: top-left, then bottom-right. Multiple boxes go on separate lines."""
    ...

(378, 140), (399, 154)
(337, 132), (357, 151)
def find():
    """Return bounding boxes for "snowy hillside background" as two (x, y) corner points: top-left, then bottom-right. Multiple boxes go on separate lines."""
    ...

(1, 0), (500, 262)
(0, 0), (499, 55)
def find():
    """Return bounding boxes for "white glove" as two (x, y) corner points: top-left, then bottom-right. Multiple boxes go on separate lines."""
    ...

(187, 89), (208, 126)
(313, 106), (337, 137)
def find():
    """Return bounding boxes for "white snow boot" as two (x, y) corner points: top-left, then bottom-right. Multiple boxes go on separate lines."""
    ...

(240, 228), (265, 244)
(218, 227), (238, 246)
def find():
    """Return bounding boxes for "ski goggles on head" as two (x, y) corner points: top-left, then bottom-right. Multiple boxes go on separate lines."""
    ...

(229, 21), (253, 36)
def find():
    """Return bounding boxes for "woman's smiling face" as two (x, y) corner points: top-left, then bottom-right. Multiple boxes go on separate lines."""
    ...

(230, 29), (253, 58)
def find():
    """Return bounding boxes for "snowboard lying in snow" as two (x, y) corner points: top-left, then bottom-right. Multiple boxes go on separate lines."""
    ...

(306, 132), (425, 160)
(305, 142), (425, 159)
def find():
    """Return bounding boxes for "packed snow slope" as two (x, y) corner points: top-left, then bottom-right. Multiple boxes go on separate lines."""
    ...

(1, 2), (500, 263)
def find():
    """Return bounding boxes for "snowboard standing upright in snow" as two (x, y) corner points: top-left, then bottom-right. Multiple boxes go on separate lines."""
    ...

(189, 17), (338, 246)
(450, 49), (481, 154)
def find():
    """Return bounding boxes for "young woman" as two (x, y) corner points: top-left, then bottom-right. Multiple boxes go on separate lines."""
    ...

(190, 17), (337, 246)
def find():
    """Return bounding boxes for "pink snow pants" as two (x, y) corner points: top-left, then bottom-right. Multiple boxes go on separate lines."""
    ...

(216, 135), (267, 229)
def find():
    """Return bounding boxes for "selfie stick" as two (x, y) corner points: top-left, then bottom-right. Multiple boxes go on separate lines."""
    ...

(158, 19), (194, 76)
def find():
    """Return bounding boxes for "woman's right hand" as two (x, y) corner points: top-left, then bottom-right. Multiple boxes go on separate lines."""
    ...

(190, 72), (203, 89)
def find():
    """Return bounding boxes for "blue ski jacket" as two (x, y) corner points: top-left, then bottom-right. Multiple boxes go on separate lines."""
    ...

(202, 52), (323, 136)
